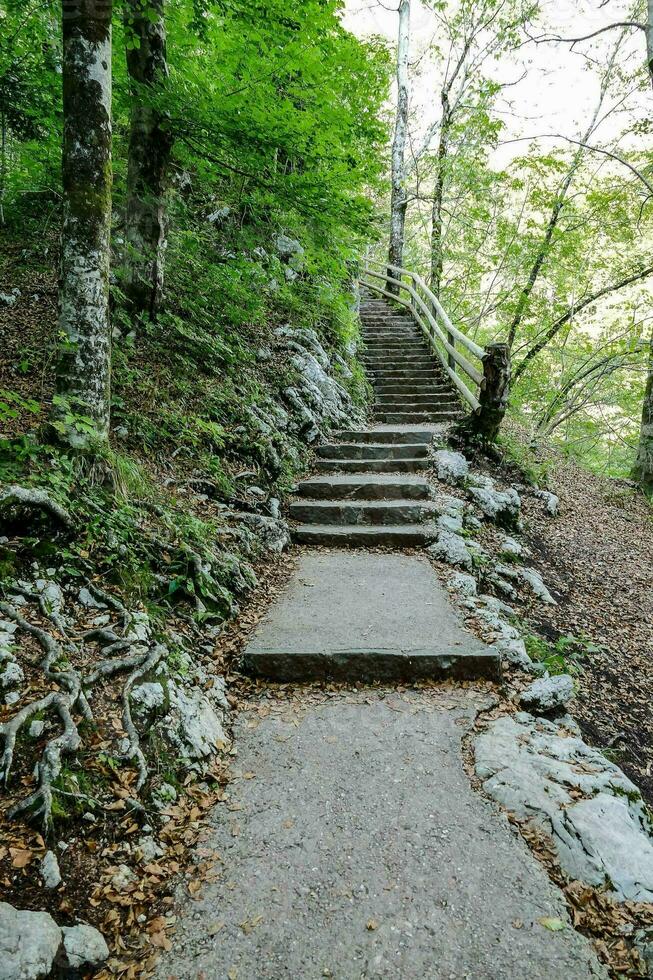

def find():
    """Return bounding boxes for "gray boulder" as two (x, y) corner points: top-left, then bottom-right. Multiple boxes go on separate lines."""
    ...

(428, 529), (472, 571)
(448, 572), (477, 597)
(468, 483), (521, 529)
(534, 489), (559, 516)
(519, 567), (557, 605)
(274, 234), (305, 271)
(432, 450), (469, 485)
(61, 924), (109, 971)
(476, 714), (653, 901)
(166, 682), (229, 760)
(520, 674), (574, 714)
(40, 851), (61, 890)
(0, 902), (62, 980)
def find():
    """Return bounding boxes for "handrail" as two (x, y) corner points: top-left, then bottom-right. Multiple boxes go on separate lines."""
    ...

(360, 259), (486, 412)
(373, 260), (485, 360)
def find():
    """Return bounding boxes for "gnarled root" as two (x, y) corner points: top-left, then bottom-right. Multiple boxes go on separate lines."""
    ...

(8, 692), (81, 830)
(0, 485), (72, 529)
(122, 644), (165, 790)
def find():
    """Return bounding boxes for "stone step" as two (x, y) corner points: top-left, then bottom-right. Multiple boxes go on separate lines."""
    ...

(297, 474), (432, 500)
(375, 392), (452, 404)
(316, 442), (429, 460)
(289, 499), (438, 526)
(375, 410), (459, 424)
(362, 329), (419, 337)
(292, 522), (439, 546)
(335, 429), (434, 444)
(375, 400), (456, 412)
(369, 374), (442, 385)
(364, 357), (436, 368)
(373, 384), (450, 395)
(315, 457), (431, 474)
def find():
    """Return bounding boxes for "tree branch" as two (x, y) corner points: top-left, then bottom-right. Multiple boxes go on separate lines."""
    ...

(514, 265), (653, 380)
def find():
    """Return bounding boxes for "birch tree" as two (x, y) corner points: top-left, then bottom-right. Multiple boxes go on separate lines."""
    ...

(387, 0), (410, 292)
(124, 0), (172, 318)
(55, 0), (113, 448)
(422, 2), (537, 299)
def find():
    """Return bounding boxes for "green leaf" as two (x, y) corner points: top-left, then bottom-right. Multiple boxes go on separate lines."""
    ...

(538, 917), (566, 932)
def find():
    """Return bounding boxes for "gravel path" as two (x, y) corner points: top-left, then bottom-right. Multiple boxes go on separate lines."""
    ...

(157, 690), (606, 980)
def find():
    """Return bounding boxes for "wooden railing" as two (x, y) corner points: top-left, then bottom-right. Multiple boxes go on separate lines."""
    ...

(361, 260), (485, 411)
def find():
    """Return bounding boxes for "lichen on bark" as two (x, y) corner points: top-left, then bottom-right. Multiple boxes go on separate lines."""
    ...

(124, 0), (172, 319)
(55, 0), (113, 448)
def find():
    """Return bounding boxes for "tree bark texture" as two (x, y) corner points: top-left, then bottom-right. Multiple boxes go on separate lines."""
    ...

(387, 0), (410, 294)
(459, 343), (511, 443)
(56, 0), (113, 447)
(124, 0), (172, 319)
(634, 333), (653, 491)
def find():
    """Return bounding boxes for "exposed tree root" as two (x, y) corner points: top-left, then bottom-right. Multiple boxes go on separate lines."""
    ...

(0, 589), (169, 826)
(0, 485), (72, 529)
(8, 691), (81, 829)
(0, 691), (58, 785)
(122, 644), (165, 790)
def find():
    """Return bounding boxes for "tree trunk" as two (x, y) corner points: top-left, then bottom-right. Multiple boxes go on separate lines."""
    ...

(647, 0), (653, 88)
(124, 0), (172, 319)
(634, 332), (653, 491)
(429, 94), (450, 300)
(430, 94), (455, 368)
(457, 343), (511, 443)
(387, 0), (410, 294)
(55, 0), (113, 448)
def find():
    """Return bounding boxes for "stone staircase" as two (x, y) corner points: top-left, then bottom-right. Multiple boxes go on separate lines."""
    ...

(290, 295), (463, 546)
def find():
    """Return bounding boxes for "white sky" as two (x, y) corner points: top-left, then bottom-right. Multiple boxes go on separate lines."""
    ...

(342, 0), (650, 168)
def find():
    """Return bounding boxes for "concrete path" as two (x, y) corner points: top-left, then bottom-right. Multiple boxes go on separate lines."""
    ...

(157, 691), (606, 980)
(242, 551), (500, 682)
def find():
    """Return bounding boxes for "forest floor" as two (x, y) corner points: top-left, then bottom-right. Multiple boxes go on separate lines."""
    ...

(510, 445), (653, 805)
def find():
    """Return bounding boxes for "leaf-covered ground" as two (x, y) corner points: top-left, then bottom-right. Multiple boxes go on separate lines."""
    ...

(516, 450), (653, 805)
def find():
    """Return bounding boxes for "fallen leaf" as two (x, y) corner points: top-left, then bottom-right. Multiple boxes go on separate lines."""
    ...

(10, 848), (33, 869)
(538, 917), (566, 932)
(366, 919), (379, 931)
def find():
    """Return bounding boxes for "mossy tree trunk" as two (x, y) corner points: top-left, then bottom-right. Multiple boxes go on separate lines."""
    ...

(55, 0), (113, 448)
(634, 333), (653, 491)
(124, 0), (172, 319)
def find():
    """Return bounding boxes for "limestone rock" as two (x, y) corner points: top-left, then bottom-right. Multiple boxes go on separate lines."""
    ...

(475, 714), (653, 901)
(0, 902), (62, 980)
(239, 513), (290, 554)
(111, 864), (137, 893)
(0, 660), (23, 689)
(428, 529), (472, 571)
(534, 489), (560, 516)
(131, 681), (167, 720)
(437, 513), (463, 534)
(40, 851), (61, 890)
(520, 673), (574, 714)
(61, 924), (109, 970)
(498, 534), (523, 558)
(34, 580), (64, 617)
(166, 683), (228, 760)
(78, 586), (106, 609)
(519, 567), (556, 605)
(432, 450), (469, 485)
(468, 483), (521, 529)
(493, 637), (534, 672)
(448, 572), (477, 597)
(274, 234), (305, 271)
(136, 835), (165, 863)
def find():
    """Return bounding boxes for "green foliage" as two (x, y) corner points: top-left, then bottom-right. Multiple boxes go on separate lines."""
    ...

(497, 431), (552, 486)
(524, 632), (606, 676)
